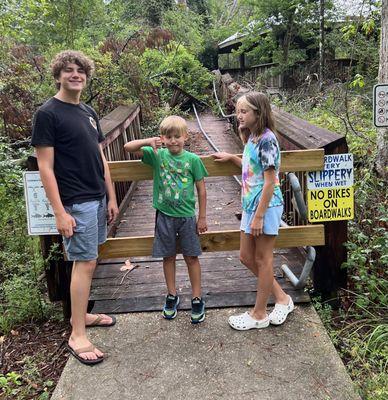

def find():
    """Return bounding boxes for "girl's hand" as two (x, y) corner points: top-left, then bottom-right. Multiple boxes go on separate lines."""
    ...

(212, 152), (232, 162)
(148, 137), (162, 154)
(250, 216), (263, 236)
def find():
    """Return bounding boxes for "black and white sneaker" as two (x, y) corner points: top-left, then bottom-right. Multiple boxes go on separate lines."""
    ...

(162, 294), (180, 319)
(191, 297), (205, 324)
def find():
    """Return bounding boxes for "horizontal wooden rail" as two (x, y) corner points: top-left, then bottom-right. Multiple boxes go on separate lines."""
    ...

(108, 148), (324, 182)
(99, 225), (325, 259)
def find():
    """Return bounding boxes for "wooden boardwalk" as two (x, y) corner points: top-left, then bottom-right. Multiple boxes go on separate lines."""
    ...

(91, 113), (309, 314)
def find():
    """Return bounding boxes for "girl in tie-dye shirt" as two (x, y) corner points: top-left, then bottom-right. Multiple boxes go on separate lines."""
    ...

(213, 92), (294, 331)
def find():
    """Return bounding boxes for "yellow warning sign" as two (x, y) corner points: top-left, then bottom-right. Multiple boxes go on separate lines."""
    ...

(307, 187), (354, 222)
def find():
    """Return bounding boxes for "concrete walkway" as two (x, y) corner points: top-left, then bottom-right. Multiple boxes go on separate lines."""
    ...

(52, 305), (360, 400)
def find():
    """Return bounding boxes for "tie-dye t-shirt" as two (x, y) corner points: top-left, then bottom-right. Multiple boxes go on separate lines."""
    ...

(142, 146), (208, 217)
(241, 129), (283, 212)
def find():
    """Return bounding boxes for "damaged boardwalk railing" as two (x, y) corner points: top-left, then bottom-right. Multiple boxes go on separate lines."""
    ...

(99, 149), (326, 259)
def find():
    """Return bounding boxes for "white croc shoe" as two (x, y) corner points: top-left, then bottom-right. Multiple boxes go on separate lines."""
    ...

(228, 312), (270, 331)
(269, 295), (294, 325)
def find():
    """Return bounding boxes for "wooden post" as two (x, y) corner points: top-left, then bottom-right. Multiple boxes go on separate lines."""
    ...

(312, 144), (349, 305)
(239, 53), (245, 70)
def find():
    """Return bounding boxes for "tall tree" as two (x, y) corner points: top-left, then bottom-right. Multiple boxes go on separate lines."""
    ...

(319, 0), (325, 90)
(376, 0), (388, 179)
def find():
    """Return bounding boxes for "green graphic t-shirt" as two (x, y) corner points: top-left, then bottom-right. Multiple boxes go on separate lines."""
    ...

(142, 147), (208, 217)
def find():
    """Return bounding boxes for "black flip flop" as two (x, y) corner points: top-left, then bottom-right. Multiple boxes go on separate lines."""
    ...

(66, 344), (104, 366)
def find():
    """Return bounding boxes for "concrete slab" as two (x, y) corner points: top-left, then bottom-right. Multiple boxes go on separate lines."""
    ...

(51, 305), (360, 400)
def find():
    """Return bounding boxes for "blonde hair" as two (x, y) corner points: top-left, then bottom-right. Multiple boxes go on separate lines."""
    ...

(236, 92), (276, 144)
(160, 115), (187, 136)
(50, 50), (95, 89)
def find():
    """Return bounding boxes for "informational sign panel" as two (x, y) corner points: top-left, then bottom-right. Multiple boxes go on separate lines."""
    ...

(307, 153), (354, 222)
(24, 172), (58, 235)
(373, 84), (388, 127)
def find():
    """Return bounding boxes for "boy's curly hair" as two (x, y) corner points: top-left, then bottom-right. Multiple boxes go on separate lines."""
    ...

(50, 50), (95, 88)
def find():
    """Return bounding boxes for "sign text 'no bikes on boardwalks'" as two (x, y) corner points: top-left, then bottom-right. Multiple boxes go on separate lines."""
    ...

(307, 153), (354, 223)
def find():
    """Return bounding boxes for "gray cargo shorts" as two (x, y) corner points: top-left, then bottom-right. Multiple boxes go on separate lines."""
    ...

(152, 211), (202, 258)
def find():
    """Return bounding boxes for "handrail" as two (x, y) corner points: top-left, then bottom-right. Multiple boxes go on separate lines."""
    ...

(98, 104), (142, 235)
(212, 80), (236, 119)
(192, 102), (241, 186)
(107, 148), (325, 182)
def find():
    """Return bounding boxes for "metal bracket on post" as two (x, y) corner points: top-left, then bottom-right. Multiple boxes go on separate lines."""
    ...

(281, 173), (316, 289)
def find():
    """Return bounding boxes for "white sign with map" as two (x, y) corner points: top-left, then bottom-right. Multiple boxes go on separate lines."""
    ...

(24, 171), (58, 235)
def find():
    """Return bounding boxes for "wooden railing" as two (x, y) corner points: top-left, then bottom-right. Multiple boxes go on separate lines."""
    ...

(99, 148), (325, 259)
(99, 105), (142, 235)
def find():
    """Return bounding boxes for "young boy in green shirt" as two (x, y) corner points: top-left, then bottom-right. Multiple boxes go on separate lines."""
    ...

(124, 115), (208, 323)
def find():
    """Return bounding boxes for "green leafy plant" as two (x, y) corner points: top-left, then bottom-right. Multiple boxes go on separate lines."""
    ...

(0, 372), (22, 397)
(140, 42), (212, 103)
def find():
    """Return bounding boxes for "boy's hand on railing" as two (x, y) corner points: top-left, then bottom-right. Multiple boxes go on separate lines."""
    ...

(148, 137), (162, 154)
(197, 217), (208, 234)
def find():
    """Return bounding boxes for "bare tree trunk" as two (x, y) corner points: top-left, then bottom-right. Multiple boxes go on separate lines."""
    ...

(376, 0), (388, 179)
(319, 0), (325, 91)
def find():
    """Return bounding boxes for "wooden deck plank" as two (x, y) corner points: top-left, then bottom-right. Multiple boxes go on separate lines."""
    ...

(98, 225), (324, 259)
(91, 290), (310, 314)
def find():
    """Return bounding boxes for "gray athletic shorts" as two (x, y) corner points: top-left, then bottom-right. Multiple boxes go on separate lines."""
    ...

(63, 197), (107, 261)
(152, 211), (202, 258)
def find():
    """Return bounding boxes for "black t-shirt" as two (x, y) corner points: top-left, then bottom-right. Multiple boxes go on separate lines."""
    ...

(31, 97), (106, 206)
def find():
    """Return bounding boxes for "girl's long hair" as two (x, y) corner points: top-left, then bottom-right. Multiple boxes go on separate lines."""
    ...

(237, 92), (276, 144)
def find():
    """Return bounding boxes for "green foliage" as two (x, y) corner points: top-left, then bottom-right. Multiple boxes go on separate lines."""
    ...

(286, 85), (387, 400)
(1, 0), (109, 47)
(0, 38), (53, 139)
(141, 105), (189, 138)
(140, 42), (212, 103)
(350, 74), (365, 89)
(326, 3), (380, 82)
(344, 170), (388, 309)
(108, 0), (174, 28)
(0, 356), (56, 399)
(0, 372), (22, 398)
(0, 140), (54, 334)
(239, 0), (333, 69)
(162, 6), (205, 56)
(1, 275), (44, 332)
(184, 0), (251, 69)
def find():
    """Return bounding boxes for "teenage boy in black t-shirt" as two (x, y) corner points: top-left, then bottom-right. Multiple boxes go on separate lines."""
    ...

(31, 50), (118, 365)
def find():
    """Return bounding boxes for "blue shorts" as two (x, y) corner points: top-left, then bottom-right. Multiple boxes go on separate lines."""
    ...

(152, 211), (202, 258)
(240, 205), (283, 236)
(63, 197), (107, 261)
